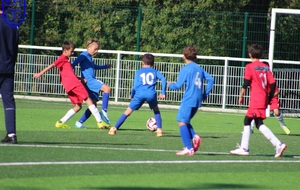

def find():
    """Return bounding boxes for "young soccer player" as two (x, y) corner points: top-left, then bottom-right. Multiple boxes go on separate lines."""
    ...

(230, 44), (287, 158)
(249, 63), (290, 135)
(108, 53), (166, 137)
(167, 46), (214, 156)
(33, 41), (104, 129)
(72, 38), (111, 129)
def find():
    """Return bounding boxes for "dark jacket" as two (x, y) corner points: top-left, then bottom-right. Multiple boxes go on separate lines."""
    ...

(0, 16), (19, 74)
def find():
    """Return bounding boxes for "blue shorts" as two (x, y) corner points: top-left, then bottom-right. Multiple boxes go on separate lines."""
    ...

(176, 106), (198, 124)
(129, 94), (158, 111)
(85, 79), (104, 101)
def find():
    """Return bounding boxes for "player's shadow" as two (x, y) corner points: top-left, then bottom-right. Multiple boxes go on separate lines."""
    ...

(85, 183), (263, 189)
(21, 141), (145, 146)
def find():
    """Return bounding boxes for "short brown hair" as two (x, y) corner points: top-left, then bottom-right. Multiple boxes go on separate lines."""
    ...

(87, 38), (100, 48)
(142, 53), (155, 66)
(62, 41), (75, 50)
(247, 44), (263, 59)
(183, 46), (197, 61)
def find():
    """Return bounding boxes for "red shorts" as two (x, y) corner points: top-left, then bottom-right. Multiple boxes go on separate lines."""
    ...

(246, 108), (266, 119)
(67, 85), (89, 104)
(269, 97), (280, 111)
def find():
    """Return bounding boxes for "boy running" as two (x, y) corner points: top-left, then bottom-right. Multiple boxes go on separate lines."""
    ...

(108, 53), (166, 137)
(33, 41), (104, 129)
(230, 44), (287, 158)
(72, 39), (111, 129)
(168, 46), (214, 156)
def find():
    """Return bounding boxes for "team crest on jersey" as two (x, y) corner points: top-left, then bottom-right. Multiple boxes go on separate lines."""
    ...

(2, 0), (26, 28)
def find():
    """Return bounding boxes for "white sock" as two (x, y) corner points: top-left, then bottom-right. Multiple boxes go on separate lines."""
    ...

(276, 113), (286, 127)
(250, 120), (255, 131)
(60, 109), (76, 123)
(240, 125), (251, 150)
(88, 104), (102, 122)
(259, 124), (281, 148)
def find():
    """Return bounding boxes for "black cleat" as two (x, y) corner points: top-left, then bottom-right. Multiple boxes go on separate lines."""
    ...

(1, 135), (18, 144)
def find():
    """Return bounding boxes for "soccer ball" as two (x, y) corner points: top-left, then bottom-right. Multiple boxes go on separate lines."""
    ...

(146, 118), (157, 132)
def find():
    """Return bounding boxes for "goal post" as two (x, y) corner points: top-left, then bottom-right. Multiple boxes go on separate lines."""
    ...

(267, 8), (300, 117)
(268, 8), (300, 71)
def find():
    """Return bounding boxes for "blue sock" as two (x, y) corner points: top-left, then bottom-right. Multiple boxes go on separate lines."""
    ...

(187, 124), (196, 138)
(78, 109), (92, 123)
(115, 114), (128, 129)
(154, 111), (162, 129)
(179, 125), (192, 149)
(102, 92), (110, 112)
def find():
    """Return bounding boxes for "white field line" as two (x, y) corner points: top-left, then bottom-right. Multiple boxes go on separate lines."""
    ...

(0, 144), (299, 166)
(0, 143), (228, 154)
(1, 160), (300, 166)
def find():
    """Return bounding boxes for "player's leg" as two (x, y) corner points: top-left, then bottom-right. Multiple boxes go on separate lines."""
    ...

(176, 107), (194, 156)
(152, 106), (163, 137)
(109, 97), (141, 135)
(85, 97), (110, 129)
(100, 84), (111, 123)
(148, 97), (163, 137)
(188, 107), (201, 152)
(0, 75), (17, 144)
(273, 108), (290, 134)
(230, 115), (252, 156)
(56, 103), (81, 129)
(109, 107), (134, 135)
(256, 117), (287, 157)
(75, 91), (98, 129)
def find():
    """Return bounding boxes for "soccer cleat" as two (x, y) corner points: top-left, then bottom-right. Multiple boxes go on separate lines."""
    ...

(108, 127), (117, 135)
(274, 143), (287, 158)
(75, 121), (86, 129)
(193, 134), (201, 152)
(98, 121), (110, 129)
(55, 121), (70, 129)
(156, 128), (163, 137)
(176, 147), (194, 156)
(282, 126), (291, 135)
(1, 135), (17, 144)
(100, 110), (110, 124)
(230, 144), (249, 156)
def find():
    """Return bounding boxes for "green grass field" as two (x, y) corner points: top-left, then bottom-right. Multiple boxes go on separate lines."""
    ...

(0, 98), (299, 190)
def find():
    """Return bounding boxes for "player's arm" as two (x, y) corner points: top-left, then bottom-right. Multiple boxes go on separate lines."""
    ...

(71, 54), (85, 69)
(203, 70), (214, 99)
(130, 72), (139, 98)
(168, 70), (186, 90)
(268, 82), (276, 103)
(274, 88), (279, 97)
(156, 71), (167, 98)
(94, 64), (111, 70)
(33, 63), (55, 79)
(239, 79), (250, 104)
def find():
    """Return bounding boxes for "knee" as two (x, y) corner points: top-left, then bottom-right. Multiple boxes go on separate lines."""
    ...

(102, 85), (111, 93)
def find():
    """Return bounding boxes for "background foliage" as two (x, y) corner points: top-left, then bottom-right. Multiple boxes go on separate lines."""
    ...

(20, 0), (300, 61)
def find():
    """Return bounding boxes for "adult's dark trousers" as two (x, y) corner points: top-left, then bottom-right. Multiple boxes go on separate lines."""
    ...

(0, 74), (16, 134)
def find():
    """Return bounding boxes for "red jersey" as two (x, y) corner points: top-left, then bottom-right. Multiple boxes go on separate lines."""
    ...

(54, 55), (82, 92)
(244, 61), (275, 109)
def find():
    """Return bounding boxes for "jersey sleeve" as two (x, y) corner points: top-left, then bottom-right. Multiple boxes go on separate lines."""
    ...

(72, 54), (86, 69)
(94, 64), (109, 70)
(203, 70), (214, 96)
(244, 64), (252, 81)
(156, 71), (167, 95)
(169, 68), (186, 90)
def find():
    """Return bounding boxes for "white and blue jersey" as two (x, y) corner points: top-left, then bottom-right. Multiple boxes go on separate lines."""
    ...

(129, 67), (166, 110)
(169, 62), (214, 123)
(72, 51), (109, 100)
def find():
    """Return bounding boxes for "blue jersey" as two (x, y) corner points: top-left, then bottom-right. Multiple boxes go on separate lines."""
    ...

(131, 67), (166, 99)
(169, 62), (214, 108)
(72, 51), (109, 93)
